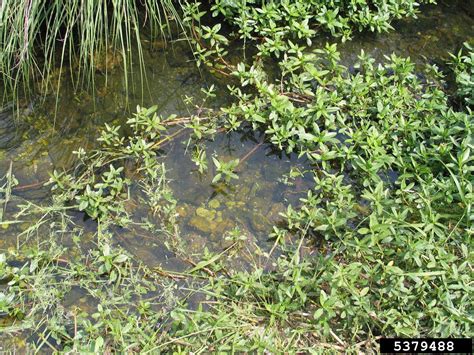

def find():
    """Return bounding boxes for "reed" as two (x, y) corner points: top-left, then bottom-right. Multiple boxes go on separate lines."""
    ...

(0, 0), (183, 99)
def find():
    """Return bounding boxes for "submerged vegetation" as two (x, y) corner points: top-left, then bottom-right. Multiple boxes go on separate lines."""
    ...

(0, 0), (473, 352)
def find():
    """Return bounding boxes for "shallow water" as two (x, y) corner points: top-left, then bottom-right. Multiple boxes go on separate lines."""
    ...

(0, 2), (474, 262)
(0, 4), (473, 339)
(1, 0), (473, 256)
(0, 38), (314, 266)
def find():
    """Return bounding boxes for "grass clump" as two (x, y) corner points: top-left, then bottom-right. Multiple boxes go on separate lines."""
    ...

(0, 0), (181, 98)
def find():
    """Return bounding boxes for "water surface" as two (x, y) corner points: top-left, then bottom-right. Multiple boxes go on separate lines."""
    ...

(0, 5), (472, 343)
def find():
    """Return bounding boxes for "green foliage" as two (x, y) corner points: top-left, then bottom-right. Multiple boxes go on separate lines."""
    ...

(75, 165), (129, 220)
(450, 42), (474, 106)
(192, 146), (209, 174)
(212, 157), (240, 183)
(3, 49), (472, 349)
(0, 0), (181, 97)
(2, 0), (473, 352)
(167, 23), (473, 348)
(0, 226), (172, 352)
(49, 105), (179, 224)
(94, 243), (129, 284)
(0, 162), (17, 223)
(0, 0), (437, 97)
(0, 106), (187, 352)
(186, 0), (435, 59)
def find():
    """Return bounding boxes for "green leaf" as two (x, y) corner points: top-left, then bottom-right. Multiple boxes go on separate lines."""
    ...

(360, 287), (370, 297)
(212, 157), (221, 168)
(94, 336), (104, 352)
(189, 251), (226, 273)
(212, 174), (222, 184)
(314, 308), (324, 319)
(114, 254), (128, 264)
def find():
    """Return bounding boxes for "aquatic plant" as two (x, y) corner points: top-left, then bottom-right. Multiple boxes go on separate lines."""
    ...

(191, 146), (208, 173)
(162, 10), (473, 348)
(0, 106), (190, 351)
(0, 224), (176, 352)
(0, 0), (182, 98)
(0, 0), (439, 99)
(4, 43), (470, 351)
(0, 162), (16, 222)
(185, 0), (436, 60)
(212, 157), (239, 183)
(49, 105), (184, 224)
(450, 42), (474, 106)
(1, 1), (473, 353)
(209, 0), (436, 43)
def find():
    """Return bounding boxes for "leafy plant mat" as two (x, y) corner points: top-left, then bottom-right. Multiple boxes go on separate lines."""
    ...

(0, 1), (473, 353)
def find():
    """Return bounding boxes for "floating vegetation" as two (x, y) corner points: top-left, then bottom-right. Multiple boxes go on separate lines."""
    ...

(0, 0), (473, 353)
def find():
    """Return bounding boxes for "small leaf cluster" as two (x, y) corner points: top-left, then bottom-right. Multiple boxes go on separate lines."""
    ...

(212, 157), (240, 183)
(49, 106), (176, 223)
(450, 42), (474, 107)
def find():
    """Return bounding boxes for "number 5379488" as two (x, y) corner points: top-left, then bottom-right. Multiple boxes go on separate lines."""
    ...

(380, 338), (471, 353)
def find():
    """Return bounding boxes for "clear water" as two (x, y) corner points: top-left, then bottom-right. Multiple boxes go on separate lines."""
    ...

(0, 1), (473, 326)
